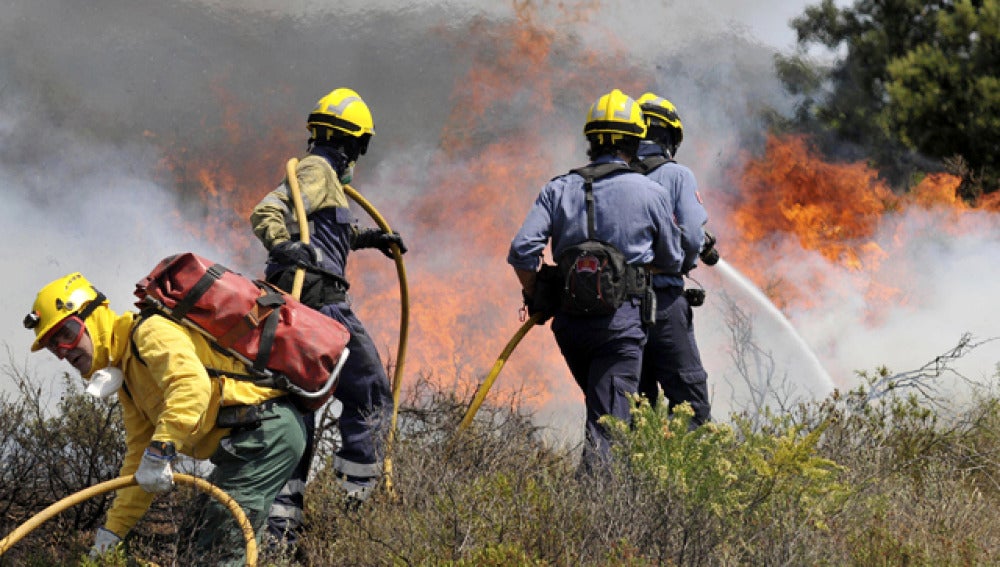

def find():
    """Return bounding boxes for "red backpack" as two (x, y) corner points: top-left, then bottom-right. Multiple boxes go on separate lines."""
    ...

(133, 252), (350, 411)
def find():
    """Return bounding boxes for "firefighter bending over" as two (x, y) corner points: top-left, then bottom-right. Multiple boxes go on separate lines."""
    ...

(24, 273), (306, 566)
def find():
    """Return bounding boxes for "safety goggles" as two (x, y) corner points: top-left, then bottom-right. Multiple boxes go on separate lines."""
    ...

(41, 315), (86, 354)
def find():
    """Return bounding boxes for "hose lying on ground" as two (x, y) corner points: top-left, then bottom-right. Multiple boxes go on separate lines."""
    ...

(0, 473), (258, 567)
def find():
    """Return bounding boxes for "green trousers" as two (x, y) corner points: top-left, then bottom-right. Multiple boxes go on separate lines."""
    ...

(192, 398), (307, 566)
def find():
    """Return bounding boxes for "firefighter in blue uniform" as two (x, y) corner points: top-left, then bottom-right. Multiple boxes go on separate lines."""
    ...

(508, 89), (684, 474)
(633, 92), (713, 426)
(250, 88), (406, 546)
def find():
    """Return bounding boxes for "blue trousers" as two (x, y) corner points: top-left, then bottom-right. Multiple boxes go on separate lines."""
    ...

(321, 302), (393, 486)
(638, 287), (711, 426)
(552, 300), (646, 474)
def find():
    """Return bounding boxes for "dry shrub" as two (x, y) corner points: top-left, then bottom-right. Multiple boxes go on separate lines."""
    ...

(0, 360), (123, 566)
(4, 347), (1000, 567)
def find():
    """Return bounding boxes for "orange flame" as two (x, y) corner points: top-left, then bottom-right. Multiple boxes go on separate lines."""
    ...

(151, 10), (998, 413)
(152, 6), (643, 410)
(721, 133), (994, 324)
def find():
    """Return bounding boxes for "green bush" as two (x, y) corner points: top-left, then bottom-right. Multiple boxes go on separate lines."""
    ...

(607, 396), (850, 564)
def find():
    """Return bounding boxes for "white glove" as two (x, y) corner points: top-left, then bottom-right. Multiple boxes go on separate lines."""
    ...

(89, 526), (121, 558)
(134, 449), (175, 493)
(85, 367), (124, 399)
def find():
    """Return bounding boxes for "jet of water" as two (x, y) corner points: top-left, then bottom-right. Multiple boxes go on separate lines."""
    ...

(713, 258), (836, 395)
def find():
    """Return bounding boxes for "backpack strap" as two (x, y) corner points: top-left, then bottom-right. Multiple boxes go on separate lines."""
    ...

(129, 313), (152, 367)
(570, 161), (633, 183)
(634, 154), (675, 174)
(569, 162), (633, 239)
(565, 161), (652, 296)
(172, 263), (229, 320)
(129, 311), (280, 390)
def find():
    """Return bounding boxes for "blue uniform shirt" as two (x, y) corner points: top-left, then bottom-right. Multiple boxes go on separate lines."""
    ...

(637, 142), (708, 288)
(508, 156), (683, 274)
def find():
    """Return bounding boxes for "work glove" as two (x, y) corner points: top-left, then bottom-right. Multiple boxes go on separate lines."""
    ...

(683, 287), (706, 308)
(351, 228), (408, 258)
(699, 230), (720, 266)
(89, 526), (122, 559)
(268, 240), (320, 267)
(134, 447), (175, 494)
(522, 289), (554, 325)
(523, 264), (561, 325)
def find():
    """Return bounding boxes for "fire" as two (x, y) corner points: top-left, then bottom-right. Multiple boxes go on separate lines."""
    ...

(722, 133), (996, 323)
(151, 6), (643, 412)
(148, 7), (998, 415)
(730, 135), (896, 267)
(152, 84), (300, 264)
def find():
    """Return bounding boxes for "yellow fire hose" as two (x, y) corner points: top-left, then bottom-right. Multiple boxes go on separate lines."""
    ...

(342, 183), (409, 494)
(458, 313), (542, 430)
(0, 473), (257, 566)
(282, 160), (410, 494)
(285, 158), (310, 299)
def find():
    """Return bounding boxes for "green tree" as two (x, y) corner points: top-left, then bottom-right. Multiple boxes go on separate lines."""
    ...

(881, 1), (1000, 198)
(777, 0), (1000, 196)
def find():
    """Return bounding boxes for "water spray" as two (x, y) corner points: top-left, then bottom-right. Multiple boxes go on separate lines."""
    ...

(713, 258), (836, 394)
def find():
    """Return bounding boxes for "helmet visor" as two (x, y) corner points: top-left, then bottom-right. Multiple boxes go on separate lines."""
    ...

(41, 315), (85, 354)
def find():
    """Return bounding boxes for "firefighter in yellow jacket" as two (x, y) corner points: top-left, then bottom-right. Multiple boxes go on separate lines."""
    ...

(24, 272), (306, 566)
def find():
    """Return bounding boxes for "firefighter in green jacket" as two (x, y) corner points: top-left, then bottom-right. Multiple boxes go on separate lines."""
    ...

(24, 272), (306, 566)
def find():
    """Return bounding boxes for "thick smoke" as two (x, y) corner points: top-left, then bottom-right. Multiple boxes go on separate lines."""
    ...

(3, 0), (996, 438)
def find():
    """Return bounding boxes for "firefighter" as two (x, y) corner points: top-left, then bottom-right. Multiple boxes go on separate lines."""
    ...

(24, 273), (306, 566)
(508, 89), (684, 474)
(250, 87), (405, 546)
(633, 92), (713, 426)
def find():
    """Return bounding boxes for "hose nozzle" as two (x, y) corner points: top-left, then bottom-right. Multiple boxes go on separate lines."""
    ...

(700, 230), (720, 266)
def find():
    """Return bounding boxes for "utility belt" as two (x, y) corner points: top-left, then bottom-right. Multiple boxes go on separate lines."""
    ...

(651, 284), (705, 308)
(621, 264), (651, 297)
(538, 262), (656, 324)
(216, 396), (290, 433)
(267, 266), (349, 309)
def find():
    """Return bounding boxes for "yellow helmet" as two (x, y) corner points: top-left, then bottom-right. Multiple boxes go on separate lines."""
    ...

(24, 273), (106, 352)
(636, 92), (684, 146)
(307, 88), (375, 141)
(583, 89), (646, 141)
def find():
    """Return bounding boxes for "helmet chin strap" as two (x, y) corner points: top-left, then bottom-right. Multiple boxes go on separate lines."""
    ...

(76, 292), (106, 322)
